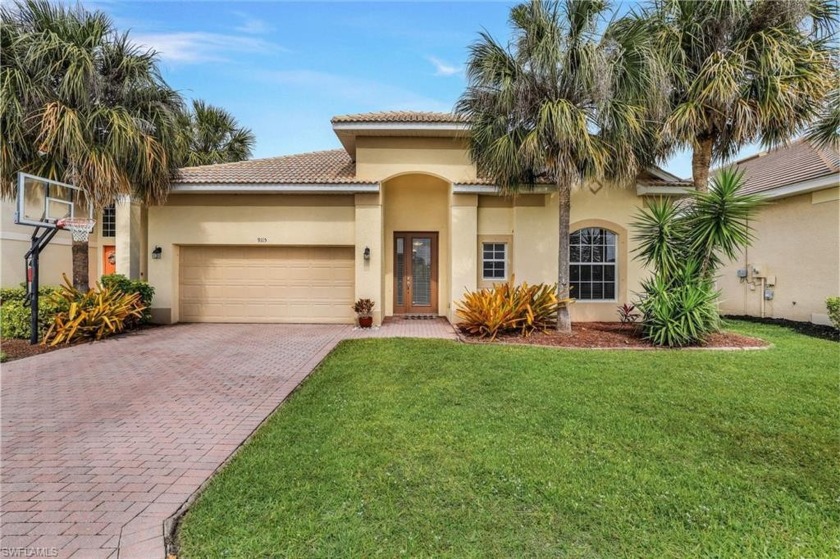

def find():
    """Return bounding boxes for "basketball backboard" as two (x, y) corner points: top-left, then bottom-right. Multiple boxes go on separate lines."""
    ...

(15, 172), (94, 229)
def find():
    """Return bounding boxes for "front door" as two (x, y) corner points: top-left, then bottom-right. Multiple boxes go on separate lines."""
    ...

(103, 245), (116, 275)
(394, 232), (438, 315)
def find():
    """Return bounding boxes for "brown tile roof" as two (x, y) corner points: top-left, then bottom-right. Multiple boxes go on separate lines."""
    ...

(331, 111), (466, 124)
(733, 139), (839, 195)
(173, 149), (365, 185)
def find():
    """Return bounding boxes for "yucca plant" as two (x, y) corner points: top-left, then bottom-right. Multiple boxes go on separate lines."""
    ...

(43, 274), (145, 346)
(456, 280), (571, 340)
(633, 169), (760, 346)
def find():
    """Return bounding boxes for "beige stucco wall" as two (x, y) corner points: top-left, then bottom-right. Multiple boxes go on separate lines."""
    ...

(355, 137), (477, 183)
(468, 183), (649, 322)
(718, 187), (840, 324)
(1, 197), (73, 287)
(146, 194), (356, 324)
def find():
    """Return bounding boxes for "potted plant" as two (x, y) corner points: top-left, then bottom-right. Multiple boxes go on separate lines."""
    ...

(353, 298), (375, 328)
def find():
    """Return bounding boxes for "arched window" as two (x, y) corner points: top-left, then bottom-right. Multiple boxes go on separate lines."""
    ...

(570, 227), (617, 301)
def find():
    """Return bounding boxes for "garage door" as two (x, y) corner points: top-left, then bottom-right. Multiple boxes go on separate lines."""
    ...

(179, 246), (355, 323)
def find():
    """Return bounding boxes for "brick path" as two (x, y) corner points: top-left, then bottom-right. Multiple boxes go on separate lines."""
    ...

(1, 320), (457, 558)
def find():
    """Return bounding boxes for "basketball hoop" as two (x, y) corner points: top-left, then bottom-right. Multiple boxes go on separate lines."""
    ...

(56, 217), (96, 242)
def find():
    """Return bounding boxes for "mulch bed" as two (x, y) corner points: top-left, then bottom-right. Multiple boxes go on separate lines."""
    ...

(459, 322), (769, 349)
(1, 338), (66, 361)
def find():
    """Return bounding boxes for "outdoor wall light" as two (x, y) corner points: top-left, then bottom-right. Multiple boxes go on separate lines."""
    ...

(152, 246), (162, 260)
(363, 246), (371, 261)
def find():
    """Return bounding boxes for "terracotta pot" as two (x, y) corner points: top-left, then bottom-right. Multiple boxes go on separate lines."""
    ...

(358, 316), (373, 328)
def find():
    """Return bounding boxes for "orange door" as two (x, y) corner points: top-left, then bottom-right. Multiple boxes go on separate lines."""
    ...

(103, 245), (116, 275)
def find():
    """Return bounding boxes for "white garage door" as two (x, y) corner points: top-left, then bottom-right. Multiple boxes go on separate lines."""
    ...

(179, 246), (355, 323)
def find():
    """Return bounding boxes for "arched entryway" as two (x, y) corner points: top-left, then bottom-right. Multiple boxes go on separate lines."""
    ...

(382, 173), (450, 317)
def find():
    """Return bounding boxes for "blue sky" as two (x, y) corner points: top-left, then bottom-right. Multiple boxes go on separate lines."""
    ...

(91, 1), (762, 179)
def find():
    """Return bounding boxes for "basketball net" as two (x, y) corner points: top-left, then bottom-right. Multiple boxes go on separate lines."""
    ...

(56, 217), (96, 242)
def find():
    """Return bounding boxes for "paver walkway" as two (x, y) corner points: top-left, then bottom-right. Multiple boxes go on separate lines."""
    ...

(1, 320), (457, 558)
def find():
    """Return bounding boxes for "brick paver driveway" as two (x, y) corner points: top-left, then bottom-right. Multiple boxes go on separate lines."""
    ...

(1, 324), (354, 559)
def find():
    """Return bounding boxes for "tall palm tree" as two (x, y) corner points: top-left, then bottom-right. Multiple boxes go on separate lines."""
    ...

(456, 0), (663, 332)
(178, 100), (255, 167)
(1, 0), (182, 290)
(617, 0), (837, 191)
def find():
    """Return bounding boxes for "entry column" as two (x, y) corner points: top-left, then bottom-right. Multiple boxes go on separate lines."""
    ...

(355, 193), (383, 325)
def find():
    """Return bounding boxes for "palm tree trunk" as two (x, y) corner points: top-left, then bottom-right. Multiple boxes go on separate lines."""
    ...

(556, 182), (572, 333)
(72, 240), (89, 292)
(692, 136), (714, 192)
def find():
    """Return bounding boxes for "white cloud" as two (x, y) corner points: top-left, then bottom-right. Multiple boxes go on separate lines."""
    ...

(133, 31), (284, 64)
(232, 12), (273, 35)
(262, 70), (451, 112)
(427, 56), (461, 77)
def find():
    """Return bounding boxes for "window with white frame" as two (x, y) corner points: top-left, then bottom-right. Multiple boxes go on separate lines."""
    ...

(101, 204), (116, 237)
(570, 227), (617, 300)
(482, 242), (508, 280)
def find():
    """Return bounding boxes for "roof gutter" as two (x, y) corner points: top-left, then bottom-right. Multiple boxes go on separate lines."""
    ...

(170, 183), (380, 194)
(635, 184), (695, 196)
(757, 173), (838, 200)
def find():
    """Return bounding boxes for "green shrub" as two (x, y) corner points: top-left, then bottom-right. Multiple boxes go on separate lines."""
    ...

(44, 275), (145, 346)
(456, 280), (572, 339)
(826, 297), (840, 330)
(0, 285), (60, 304)
(632, 169), (761, 347)
(100, 274), (154, 324)
(1, 295), (69, 339)
(637, 263), (721, 347)
(0, 351), (7, 363)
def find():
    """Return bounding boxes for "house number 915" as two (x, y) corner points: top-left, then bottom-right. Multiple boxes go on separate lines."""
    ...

(257, 237), (268, 243)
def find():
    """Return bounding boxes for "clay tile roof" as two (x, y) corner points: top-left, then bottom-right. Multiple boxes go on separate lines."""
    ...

(330, 111), (467, 124)
(637, 179), (694, 187)
(733, 139), (840, 195)
(173, 149), (365, 185)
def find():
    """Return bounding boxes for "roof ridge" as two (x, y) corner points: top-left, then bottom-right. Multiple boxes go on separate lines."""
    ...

(330, 110), (464, 124)
(808, 139), (840, 173)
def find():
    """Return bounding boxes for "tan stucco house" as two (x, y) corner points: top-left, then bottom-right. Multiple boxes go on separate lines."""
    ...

(718, 139), (839, 325)
(2, 111), (695, 325)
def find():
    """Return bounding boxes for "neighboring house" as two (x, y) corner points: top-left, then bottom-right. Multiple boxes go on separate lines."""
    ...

(142, 111), (689, 325)
(718, 139), (840, 325)
(1, 111), (692, 324)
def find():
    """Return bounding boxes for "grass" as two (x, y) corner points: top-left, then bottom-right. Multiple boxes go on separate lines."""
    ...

(177, 321), (839, 558)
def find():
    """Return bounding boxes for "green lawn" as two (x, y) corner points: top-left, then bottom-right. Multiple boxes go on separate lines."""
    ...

(177, 321), (839, 558)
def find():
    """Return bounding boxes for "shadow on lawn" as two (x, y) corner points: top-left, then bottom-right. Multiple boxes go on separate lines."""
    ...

(723, 315), (839, 342)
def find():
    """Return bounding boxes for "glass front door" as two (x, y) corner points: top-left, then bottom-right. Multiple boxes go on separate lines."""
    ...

(394, 232), (438, 314)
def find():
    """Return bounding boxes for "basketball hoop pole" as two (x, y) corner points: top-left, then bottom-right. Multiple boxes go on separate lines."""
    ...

(23, 225), (60, 345)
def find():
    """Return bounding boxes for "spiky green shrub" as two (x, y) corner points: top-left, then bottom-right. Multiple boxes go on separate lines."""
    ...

(456, 280), (572, 340)
(633, 169), (761, 346)
(826, 297), (840, 330)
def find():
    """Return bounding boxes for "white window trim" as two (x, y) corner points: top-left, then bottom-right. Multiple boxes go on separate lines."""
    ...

(481, 241), (508, 281)
(570, 228), (618, 303)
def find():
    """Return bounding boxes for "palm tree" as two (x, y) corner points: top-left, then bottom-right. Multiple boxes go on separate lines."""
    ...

(806, 86), (840, 149)
(617, 0), (837, 191)
(1, 0), (182, 290)
(178, 100), (255, 167)
(456, 0), (663, 332)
